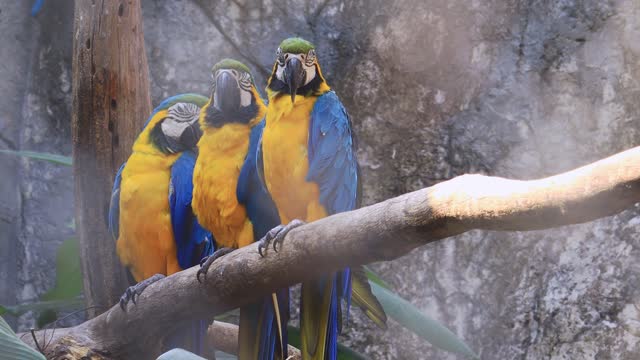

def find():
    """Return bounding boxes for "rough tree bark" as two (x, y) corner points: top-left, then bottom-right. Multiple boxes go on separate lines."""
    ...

(71, 0), (152, 317)
(20, 146), (640, 359)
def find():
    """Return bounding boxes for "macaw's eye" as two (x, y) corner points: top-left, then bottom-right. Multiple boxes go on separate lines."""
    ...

(276, 47), (285, 65)
(305, 49), (316, 66)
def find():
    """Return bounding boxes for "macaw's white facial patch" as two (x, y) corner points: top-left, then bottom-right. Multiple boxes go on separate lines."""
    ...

(161, 102), (200, 140)
(274, 49), (318, 86)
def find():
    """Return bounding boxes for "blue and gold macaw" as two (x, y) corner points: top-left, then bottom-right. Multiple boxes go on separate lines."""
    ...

(108, 93), (214, 354)
(260, 38), (387, 360)
(192, 59), (288, 360)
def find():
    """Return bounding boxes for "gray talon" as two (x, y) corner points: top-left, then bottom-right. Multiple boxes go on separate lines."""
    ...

(258, 220), (306, 256)
(119, 273), (165, 311)
(197, 247), (235, 283)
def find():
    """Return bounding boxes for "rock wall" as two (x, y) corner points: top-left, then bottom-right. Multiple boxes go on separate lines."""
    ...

(2, 0), (640, 358)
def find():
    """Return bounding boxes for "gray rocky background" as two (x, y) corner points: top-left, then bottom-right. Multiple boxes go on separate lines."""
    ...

(1, 0), (639, 358)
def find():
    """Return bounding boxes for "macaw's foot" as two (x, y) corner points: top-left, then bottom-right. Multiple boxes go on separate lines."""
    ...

(119, 273), (165, 311)
(196, 247), (235, 283)
(257, 219), (306, 257)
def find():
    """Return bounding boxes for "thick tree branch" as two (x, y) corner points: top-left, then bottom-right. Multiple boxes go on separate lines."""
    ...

(21, 146), (640, 359)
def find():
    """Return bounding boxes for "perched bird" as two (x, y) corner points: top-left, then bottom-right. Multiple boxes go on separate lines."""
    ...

(108, 93), (214, 354)
(260, 38), (387, 360)
(193, 59), (288, 360)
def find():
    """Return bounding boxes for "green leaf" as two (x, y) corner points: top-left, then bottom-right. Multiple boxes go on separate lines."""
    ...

(41, 238), (83, 301)
(156, 348), (207, 360)
(0, 238), (83, 325)
(36, 309), (58, 328)
(363, 265), (392, 290)
(0, 316), (46, 360)
(156, 349), (237, 360)
(0, 149), (72, 166)
(370, 281), (479, 359)
(287, 326), (369, 360)
(0, 298), (83, 317)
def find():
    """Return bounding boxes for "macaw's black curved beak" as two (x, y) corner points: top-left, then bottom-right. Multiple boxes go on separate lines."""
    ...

(214, 71), (240, 113)
(284, 57), (305, 103)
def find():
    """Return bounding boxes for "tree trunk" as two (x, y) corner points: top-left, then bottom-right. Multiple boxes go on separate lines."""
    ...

(71, 0), (152, 317)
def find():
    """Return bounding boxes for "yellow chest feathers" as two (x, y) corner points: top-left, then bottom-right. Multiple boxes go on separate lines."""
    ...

(116, 151), (182, 281)
(193, 123), (254, 248)
(262, 96), (326, 222)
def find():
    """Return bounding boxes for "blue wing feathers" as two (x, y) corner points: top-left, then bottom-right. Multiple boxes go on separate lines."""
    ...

(307, 91), (359, 355)
(170, 151), (214, 269)
(238, 119), (281, 240)
(108, 162), (126, 241)
(307, 91), (359, 215)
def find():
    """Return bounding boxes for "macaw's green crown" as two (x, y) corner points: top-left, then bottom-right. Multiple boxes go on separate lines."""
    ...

(279, 37), (315, 54)
(211, 59), (254, 83)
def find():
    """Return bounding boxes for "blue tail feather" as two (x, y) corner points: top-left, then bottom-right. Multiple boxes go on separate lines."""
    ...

(164, 318), (210, 356)
(327, 276), (339, 360)
(239, 289), (289, 360)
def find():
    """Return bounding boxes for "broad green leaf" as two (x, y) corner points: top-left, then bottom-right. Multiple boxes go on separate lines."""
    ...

(41, 238), (83, 301)
(0, 316), (46, 360)
(370, 281), (478, 359)
(156, 348), (207, 360)
(212, 351), (237, 360)
(0, 149), (72, 166)
(363, 265), (392, 290)
(288, 326), (369, 360)
(0, 298), (83, 317)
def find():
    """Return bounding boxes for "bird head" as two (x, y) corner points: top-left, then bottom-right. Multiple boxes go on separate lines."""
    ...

(140, 94), (208, 155)
(267, 37), (326, 103)
(205, 59), (265, 127)
(158, 102), (203, 152)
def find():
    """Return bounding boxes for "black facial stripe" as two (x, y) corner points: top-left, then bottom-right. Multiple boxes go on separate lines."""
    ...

(204, 96), (259, 128)
(239, 81), (252, 91)
(150, 120), (181, 154)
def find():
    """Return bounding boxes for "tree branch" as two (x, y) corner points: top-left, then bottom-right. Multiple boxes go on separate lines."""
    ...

(21, 146), (640, 359)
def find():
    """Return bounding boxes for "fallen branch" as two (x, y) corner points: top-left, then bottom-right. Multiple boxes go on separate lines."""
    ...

(20, 146), (640, 359)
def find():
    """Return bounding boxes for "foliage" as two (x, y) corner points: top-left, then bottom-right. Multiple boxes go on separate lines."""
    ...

(0, 149), (72, 166)
(362, 265), (392, 289)
(0, 316), (46, 360)
(40, 238), (82, 302)
(0, 238), (82, 327)
(156, 348), (207, 360)
(288, 326), (369, 360)
(368, 276), (478, 359)
(0, 299), (83, 318)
